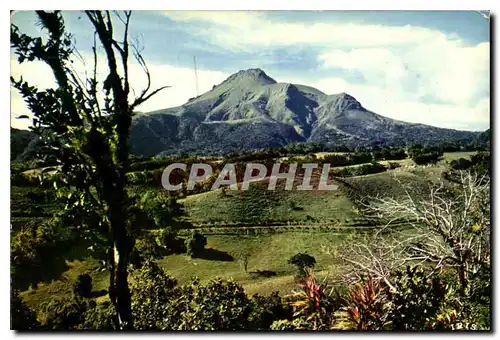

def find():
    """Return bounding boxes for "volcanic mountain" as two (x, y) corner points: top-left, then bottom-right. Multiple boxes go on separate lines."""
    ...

(129, 68), (479, 156)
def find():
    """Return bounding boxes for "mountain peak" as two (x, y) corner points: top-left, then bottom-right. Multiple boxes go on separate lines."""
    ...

(328, 92), (363, 111)
(224, 68), (277, 85)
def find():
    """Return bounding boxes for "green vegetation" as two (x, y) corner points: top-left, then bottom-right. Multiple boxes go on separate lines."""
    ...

(10, 10), (490, 332)
(181, 180), (357, 225)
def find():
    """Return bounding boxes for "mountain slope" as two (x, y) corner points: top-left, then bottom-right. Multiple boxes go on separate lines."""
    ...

(130, 68), (480, 155)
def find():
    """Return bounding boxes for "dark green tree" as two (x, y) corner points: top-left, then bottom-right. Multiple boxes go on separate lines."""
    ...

(185, 231), (207, 258)
(11, 11), (169, 329)
(288, 253), (316, 277)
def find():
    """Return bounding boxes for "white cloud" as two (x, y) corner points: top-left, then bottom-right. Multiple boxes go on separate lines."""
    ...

(299, 76), (489, 131)
(163, 11), (450, 50)
(10, 53), (229, 129)
(318, 42), (489, 105)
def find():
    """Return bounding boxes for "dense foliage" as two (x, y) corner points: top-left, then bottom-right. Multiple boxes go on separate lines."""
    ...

(332, 162), (387, 178)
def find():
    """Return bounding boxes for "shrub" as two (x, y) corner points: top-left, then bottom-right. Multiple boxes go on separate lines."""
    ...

(373, 148), (407, 161)
(334, 276), (389, 330)
(11, 219), (72, 290)
(412, 153), (441, 165)
(156, 227), (185, 254)
(40, 296), (94, 330)
(135, 233), (166, 259)
(449, 158), (472, 170)
(349, 152), (373, 164)
(321, 154), (351, 167)
(470, 152), (490, 176)
(11, 289), (39, 330)
(130, 260), (179, 330)
(136, 190), (184, 229)
(176, 278), (253, 330)
(386, 266), (448, 330)
(332, 162), (387, 177)
(130, 261), (254, 330)
(249, 292), (293, 330)
(78, 302), (115, 330)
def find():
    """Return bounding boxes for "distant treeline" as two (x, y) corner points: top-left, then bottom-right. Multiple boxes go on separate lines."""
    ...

(11, 140), (489, 195)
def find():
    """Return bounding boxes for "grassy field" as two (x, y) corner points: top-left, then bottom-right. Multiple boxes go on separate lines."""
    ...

(180, 168), (433, 226)
(11, 185), (62, 230)
(442, 151), (475, 161)
(180, 179), (357, 225)
(20, 231), (347, 314)
(12, 151), (478, 319)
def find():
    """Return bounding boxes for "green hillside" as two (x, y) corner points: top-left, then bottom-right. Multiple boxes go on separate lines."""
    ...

(180, 168), (432, 226)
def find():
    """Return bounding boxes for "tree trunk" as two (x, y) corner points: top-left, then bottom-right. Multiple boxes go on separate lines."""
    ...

(112, 239), (133, 329)
(457, 264), (469, 296)
(107, 185), (134, 329)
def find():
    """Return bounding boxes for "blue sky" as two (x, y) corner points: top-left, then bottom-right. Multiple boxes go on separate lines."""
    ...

(11, 10), (490, 131)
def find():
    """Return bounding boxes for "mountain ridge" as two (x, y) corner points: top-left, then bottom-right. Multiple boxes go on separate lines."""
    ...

(129, 68), (480, 156)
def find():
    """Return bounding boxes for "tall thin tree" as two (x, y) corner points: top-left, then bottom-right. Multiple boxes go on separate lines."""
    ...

(11, 10), (169, 329)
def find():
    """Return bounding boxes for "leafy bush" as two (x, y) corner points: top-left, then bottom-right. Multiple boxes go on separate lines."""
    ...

(130, 260), (179, 330)
(135, 190), (183, 229)
(449, 158), (472, 170)
(156, 227), (186, 254)
(78, 302), (115, 330)
(373, 148), (407, 161)
(11, 289), (39, 330)
(470, 151), (490, 176)
(321, 154), (351, 167)
(288, 253), (316, 277)
(40, 296), (94, 329)
(176, 278), (253, 330)
(412, 152), (442, 165)
(407, 145), (443, 165)
(130, 261), (253, 330)
(134, 233), (166, 259)
(249, 292), (293, 330)
(386, 266), (448, 330)
(11, 219), (73, 289)
(349, 152), (373, 164)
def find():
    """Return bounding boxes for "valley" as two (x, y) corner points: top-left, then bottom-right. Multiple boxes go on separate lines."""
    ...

(13, 151), (478, 319)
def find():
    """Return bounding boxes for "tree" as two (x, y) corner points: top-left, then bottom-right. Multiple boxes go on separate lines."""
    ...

(288, 253), (316, 277)
(11, 11), (169, 329)
(185, 231), (207, 258)
(337, 170), (490, 296)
